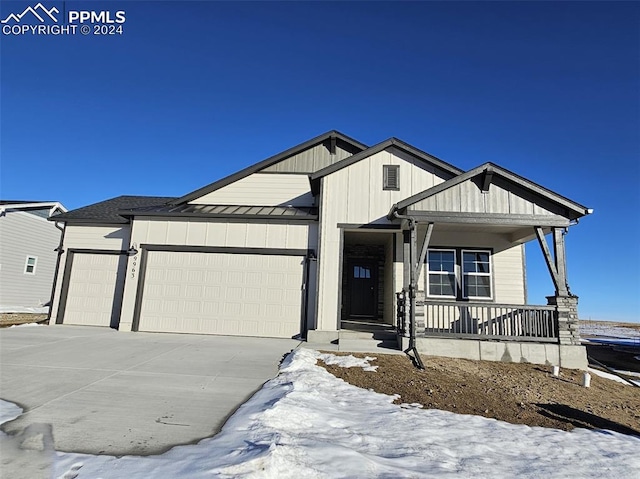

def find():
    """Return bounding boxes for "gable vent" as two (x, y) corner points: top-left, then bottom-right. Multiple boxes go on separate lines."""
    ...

(383, 165), (400, 190)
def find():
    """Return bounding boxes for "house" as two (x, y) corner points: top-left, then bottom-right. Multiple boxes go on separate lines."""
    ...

(0, 201), (67, 311)
(48, 131), (592, 368)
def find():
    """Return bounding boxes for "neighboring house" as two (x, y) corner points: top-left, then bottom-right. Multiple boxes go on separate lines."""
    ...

(48, 131), (592, 368)
(0, 201), (67, 311)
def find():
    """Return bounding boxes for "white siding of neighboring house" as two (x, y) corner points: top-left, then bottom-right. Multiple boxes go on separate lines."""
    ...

(315, 147), (454, 331)
(0, 210), (62, 309)
(49, 225), (130, 324)
(118, 218), (314, 332)
(189, 173), (314, 206)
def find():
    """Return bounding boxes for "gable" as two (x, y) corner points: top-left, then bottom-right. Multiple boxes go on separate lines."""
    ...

(171, 131), (367, 206)
(394, 163), (590, 221)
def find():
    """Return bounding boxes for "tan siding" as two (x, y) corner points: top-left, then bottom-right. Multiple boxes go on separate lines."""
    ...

(190, 173), (313, 206)
(315, 147), (452, 331)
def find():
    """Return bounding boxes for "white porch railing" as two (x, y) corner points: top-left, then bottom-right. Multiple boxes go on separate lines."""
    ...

(421, 300), (558, 342)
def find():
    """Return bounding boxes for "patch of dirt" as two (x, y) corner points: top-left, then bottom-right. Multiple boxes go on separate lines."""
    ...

(0, 313), (48, 328)
(319, 353), (640, 436)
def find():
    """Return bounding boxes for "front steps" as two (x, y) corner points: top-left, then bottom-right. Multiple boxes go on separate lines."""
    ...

(305, 329), (404, 355)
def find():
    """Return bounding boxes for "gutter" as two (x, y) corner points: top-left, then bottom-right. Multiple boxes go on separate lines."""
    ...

(46, 222), (66, 323)
(392, 208), (425, 370)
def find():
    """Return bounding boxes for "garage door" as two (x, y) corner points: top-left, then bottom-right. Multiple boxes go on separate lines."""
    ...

(137, 250), (305, 338)
(63, 253), (126, 327)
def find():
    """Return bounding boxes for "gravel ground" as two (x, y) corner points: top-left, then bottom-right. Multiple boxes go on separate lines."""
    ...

(0, 313), (48, 328)
(320, 353), (640, 437)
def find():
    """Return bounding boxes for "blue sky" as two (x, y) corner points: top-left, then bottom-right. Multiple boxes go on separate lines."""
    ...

(1, 1), (638, 322)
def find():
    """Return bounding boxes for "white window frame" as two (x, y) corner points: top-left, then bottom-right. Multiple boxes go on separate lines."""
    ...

(425, 249), (457, 299)
(24, 256), (37, 275)
(461, 249), (493, 300)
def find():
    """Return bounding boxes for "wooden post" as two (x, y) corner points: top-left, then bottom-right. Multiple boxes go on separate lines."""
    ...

(553, 227), (568, 294)
(535, 227), (565, 295)
(415, 222), (434, 283)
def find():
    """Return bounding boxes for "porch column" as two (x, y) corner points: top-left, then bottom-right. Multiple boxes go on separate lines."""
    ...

(536, 226), (580, 345)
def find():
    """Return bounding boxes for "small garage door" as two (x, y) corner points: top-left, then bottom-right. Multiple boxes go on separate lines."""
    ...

(137, 250), (305, 338)
(63, 253), (126, 327)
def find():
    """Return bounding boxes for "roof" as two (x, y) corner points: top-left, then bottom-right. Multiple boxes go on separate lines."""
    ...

(309, 138), (463, 194)
(50, 196), (176, 224)
(388, 162), (591, 220)
(0, 201), (67, 216)
(121, 204), (318, 221)
(170, 130), (368, 206)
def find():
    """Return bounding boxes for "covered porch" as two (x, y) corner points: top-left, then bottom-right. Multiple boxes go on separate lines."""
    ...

(388, 163), (592, 369)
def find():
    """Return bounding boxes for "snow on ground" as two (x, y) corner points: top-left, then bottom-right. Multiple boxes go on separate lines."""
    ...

(8, 322), (43, 328)
(316, 352), (379, 371)
(580, 322), (640, 340)
(2, 348), (639, 478)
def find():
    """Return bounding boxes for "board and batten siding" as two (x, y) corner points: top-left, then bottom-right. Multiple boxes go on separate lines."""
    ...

(411, 177), (565, 216)
(315, 147), (454, 331)
(0, 211), (62, 308)
(262, 141), (360, 173)
(49, 225), (131, 324)
(189, 173), (314, 206)
(118, 218), (313, 332)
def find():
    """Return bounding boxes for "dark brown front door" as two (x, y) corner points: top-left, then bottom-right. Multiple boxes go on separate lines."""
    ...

(348, 260), (377, 317)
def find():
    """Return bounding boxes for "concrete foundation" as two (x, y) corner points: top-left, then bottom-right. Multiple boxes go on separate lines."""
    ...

(406, 336), (588, 370)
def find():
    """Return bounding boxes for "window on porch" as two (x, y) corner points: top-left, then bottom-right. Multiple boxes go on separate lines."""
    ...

(426, 249), (492, 300)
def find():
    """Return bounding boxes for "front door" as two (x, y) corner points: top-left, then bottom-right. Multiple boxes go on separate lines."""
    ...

(348, 260), (377, 317)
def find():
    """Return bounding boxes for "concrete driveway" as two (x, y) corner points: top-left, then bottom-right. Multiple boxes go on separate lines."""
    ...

(0, 325), (301, 456)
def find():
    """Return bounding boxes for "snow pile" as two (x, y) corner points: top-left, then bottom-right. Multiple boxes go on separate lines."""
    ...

(0, 401), (22, 426)
(317, 352), (378, 371)
(9, 322), (43, 328)
(1, 348), (638, 478)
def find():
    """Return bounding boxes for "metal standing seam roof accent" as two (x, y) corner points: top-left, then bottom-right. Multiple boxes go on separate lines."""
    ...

(169, 130), (368, 206)
(386, 162), (591, 220)
(119, 203), (318, 219)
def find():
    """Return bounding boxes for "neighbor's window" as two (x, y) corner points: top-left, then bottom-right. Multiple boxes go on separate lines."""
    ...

(462, 250), (492, 299)
(426, 249), (456, 298)
(24, 256), (37, 275)
(383, 165), (400, 190)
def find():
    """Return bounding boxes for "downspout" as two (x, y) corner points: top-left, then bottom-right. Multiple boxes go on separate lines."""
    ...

(393, 210), (425, 370)
(46, 222), (66, 323)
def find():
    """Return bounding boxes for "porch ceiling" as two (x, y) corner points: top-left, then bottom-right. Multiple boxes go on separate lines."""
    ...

(411, 219), (552, 245)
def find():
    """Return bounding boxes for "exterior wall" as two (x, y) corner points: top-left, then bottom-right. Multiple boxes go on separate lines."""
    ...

(315, 147), (453, 331)
(412, 177), (565, 216)
(263, 141), (360, 173)
(118, 217), (314, 332)
(0, 210), (62, 309)
(189, 173), (314, 206)
(49, 225), (130, 324)
(425, 230), (526, 304)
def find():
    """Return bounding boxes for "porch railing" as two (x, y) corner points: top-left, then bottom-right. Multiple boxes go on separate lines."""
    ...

(422, 300), (558, 342)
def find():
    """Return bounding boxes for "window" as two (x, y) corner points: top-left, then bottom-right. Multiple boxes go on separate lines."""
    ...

(24, 256), (37, 275)
(462, 250), (492, 299)
(383, 165), (400, 190)
(426, 250), (456, 298)
(426, 249), (493, 300)
(353, 265), (371, 279)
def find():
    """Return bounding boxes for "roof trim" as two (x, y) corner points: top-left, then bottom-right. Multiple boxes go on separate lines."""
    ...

(0, 201), (67, 216)
(308, 138), (463, 195)
(388, 162), (591, 220)
(170, 130), (368, 206)
(310, 138), (463, 181)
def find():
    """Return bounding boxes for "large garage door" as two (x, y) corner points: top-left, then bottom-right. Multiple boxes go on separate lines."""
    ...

(137, 250), (305, 338)
(62, 252), (126, 327)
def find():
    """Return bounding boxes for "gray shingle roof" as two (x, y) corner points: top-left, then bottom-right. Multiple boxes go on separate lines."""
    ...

(50, 196), (176, 224)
